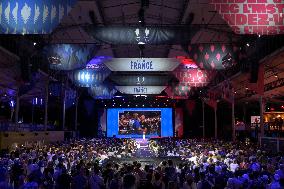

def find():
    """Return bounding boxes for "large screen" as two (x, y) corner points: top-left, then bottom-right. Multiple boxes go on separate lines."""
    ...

(107, 108), (173, 138)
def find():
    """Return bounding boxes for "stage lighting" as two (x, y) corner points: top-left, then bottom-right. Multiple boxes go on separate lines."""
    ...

(138, 8), (145, 24)
(48, 56), (61, 65)
(246, 43), (250, 47)
(9, 100), (15, 108)
(222, 53), (233, 68)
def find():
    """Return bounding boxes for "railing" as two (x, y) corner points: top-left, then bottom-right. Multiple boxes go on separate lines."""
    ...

(260, 137), (284, 153)
(0, 122), (55, 132)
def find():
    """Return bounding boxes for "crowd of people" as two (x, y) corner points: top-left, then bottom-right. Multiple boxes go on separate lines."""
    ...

(0, 137), (283, 189)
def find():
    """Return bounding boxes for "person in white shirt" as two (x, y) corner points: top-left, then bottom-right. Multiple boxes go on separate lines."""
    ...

(229, 160), (239, 173)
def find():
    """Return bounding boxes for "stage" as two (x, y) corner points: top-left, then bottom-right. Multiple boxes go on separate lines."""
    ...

(105, 138), (183, 167)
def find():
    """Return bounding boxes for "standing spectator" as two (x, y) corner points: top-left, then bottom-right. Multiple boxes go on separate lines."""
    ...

(89, 165), (105, 189)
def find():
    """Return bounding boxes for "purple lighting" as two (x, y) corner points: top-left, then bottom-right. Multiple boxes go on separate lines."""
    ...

(9, 100), (15, 108)
(32, 98), (43, 105)
(86, 56), (112, 69)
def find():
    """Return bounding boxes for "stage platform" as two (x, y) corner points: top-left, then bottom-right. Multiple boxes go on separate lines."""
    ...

(134, 138), (155, 158)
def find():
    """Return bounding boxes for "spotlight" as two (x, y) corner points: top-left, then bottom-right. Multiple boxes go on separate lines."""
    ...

(274, 74), (278, 78)
(222, 53), (233, 68)
(138, 8), (145, 24)
(246, 43), (250, 47)
(245, 87), (249, 90)
(258, 34), (261, 38)
(33, 42), (37, 46)
(9, 100), (15, 108)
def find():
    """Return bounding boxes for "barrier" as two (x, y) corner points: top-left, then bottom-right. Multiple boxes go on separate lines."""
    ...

(260, 137), (284, 153)
(0, 131), (64, 149)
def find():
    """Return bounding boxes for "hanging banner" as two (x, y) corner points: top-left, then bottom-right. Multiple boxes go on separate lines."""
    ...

(209, 0), (284, 35)
(115, 86), (166, 95)
(88, 85), (117, 99)
(45, 44), (97, 71)
(175, 108), (184, 138)
(187, 44), (239, 70)
(86, 56), (112, 69)
(165, 85), (191, 99)
(84, 26), (197, 45)
(0, 0), (77, 34)
(104, 58), (180, 72)
(220, 81), (234, 103)
(109, 74), (175, 86)
(174, 67), (213, 87)
(72, 68), (110, 87)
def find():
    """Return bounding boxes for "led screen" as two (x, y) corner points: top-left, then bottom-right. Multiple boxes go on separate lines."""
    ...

(107, 108), (173, 138)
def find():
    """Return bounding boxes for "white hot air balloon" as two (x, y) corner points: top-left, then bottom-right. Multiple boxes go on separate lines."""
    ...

(59, 4), (64, 22)
(21, 3), (31, 24)
(51, 5), (56, 23)
(34, 4), (40, 24)
(43, 5), (49, 23)
(0, 3), (2, 23)
(4, 2), (10, 24)
(12, 2), (18, 25)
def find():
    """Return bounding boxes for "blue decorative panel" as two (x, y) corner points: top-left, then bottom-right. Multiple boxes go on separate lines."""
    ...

(72, 68), (111, 87)
(0, 0), (77, 34)
(45, 44), (97, 71)
(88, 85), (117, 99)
